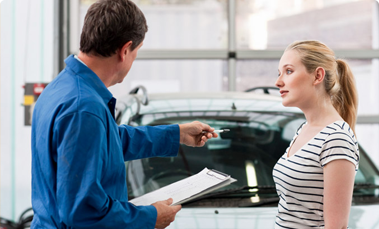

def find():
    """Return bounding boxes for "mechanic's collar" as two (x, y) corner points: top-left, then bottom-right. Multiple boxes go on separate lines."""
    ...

(64, 54), (114, 104)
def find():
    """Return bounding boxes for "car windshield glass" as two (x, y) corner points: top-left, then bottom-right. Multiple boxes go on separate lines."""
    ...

(124, 111), (379, 205)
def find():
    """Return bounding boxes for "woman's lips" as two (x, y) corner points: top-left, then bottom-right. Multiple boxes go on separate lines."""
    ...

(280, 90), (288, 97)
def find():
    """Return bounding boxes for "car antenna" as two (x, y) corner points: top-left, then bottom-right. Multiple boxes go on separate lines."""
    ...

(231, 102), (237, 110)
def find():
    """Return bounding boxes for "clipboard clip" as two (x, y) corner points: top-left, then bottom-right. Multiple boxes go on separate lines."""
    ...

(206, 169), (230, 180)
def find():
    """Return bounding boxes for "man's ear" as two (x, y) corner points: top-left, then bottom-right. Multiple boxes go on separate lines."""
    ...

(119, 41), (133, 61)
(313, 67), (325, 85)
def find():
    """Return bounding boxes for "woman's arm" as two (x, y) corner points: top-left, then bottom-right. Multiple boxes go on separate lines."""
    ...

(323, 159), (356, 229)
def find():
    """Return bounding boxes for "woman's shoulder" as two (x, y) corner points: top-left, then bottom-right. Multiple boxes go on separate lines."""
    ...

(321, 121), (359, 156)
(325, 121), (356, 141)
(320, 120), (359, 168)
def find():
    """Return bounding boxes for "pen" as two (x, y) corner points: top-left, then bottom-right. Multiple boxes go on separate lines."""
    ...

(202, 129), (230, 134)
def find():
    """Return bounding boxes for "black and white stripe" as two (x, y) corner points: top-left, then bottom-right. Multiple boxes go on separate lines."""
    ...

(273, 120), (359, 229)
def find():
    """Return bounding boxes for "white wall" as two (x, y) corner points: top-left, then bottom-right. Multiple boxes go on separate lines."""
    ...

(0, 0), (54, 221)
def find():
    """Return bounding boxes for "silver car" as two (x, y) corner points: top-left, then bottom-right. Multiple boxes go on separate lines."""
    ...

(116, 86), (379, 229)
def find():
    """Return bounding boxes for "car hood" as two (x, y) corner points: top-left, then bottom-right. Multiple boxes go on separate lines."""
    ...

(167, 205), (379, 229)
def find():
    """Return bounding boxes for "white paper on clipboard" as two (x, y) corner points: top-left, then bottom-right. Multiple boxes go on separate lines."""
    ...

(129, 168), (237, 206)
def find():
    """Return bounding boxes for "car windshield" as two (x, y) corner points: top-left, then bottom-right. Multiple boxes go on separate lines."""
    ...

(124, 109), (379, 207)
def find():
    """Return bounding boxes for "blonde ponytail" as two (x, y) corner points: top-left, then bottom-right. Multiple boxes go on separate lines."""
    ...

(334, 59), (358, 132)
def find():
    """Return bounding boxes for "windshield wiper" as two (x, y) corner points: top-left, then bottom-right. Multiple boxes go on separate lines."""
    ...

(206, 185), (277, 196)
(182, 185), (277, 206)
(354, 183), (379, 190)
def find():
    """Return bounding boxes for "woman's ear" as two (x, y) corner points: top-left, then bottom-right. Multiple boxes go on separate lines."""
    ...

(313, 67), (325, 85)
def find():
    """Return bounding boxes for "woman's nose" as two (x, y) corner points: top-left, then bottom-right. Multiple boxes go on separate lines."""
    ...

(275, 75), (283, 88)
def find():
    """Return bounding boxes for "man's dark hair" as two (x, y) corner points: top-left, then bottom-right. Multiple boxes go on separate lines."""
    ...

(80, 0), (148, 57)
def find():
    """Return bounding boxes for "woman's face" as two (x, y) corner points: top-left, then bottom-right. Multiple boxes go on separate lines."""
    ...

(276, 49), (315, 108)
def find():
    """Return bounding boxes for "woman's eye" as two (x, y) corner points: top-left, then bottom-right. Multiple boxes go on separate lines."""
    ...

(286, 69), (293, 74)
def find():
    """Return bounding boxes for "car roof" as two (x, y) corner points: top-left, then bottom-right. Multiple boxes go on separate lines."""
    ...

(147, 92), (281, 100)
(117, 91), (302, 115)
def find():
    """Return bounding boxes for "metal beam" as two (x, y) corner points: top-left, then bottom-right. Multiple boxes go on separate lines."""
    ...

(238, 50), (379, 59)
(69, 0), (80, 55)
(58, 0), (65, 72)
(335, 50), (379, 59)
(54, 0), (69, 76)
(228, 0), (236, 52)
(357, 115), (379, 124)
(228, 0), (236, 91)
(136, 49), (379, 60)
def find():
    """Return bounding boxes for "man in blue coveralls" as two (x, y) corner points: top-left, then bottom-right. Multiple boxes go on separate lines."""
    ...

(30, 0), (217, 228)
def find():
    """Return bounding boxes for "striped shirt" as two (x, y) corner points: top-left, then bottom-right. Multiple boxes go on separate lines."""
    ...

(273, 121), (359, 229)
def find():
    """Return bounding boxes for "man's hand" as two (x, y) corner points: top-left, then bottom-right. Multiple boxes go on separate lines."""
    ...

(179, 121), (218, 147)
(152, 198), (182, 229)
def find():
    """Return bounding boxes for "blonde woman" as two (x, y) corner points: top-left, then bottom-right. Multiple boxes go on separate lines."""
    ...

(273, 40), (359, 229)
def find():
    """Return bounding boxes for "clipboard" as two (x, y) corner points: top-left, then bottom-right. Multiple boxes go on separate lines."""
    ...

(129, 168), (237, 206)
